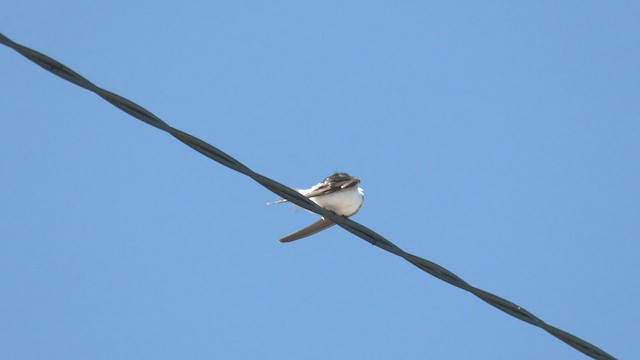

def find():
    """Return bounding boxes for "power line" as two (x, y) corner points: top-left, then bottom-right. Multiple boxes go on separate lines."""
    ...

(0, 32), (616, 360)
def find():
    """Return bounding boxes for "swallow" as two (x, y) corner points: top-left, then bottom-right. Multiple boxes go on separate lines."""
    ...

(270, 172), (365, 243)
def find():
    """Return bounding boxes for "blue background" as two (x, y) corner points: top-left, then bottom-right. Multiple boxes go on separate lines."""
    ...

(1, 2), (638, 359)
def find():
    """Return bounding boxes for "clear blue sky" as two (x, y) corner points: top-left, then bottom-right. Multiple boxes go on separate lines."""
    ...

(2, 2), (638, 359)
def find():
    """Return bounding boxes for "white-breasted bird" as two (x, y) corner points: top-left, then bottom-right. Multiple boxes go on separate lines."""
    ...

(270, 172), (364, 243)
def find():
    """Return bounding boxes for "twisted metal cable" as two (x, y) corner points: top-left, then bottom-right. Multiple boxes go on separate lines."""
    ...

(0, 33), (615, 360)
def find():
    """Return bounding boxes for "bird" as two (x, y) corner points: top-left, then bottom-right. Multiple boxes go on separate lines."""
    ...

(270, 172), (365, 243)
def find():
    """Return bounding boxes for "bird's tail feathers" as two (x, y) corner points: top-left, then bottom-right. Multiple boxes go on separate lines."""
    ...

(280, 218), (335, 243)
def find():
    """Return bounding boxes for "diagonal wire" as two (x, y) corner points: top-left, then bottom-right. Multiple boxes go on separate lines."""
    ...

(0, 33), (616, 360)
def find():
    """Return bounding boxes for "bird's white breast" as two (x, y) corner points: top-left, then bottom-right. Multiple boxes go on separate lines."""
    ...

(308, 187), (364, 217)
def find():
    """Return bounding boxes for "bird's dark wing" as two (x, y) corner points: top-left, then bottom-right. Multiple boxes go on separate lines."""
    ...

(303, 177), (359, 198)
